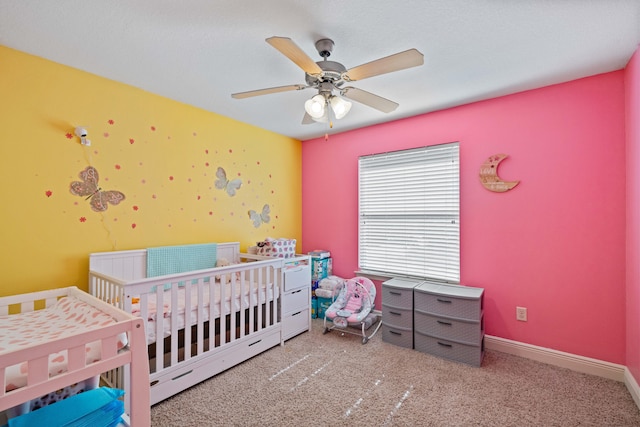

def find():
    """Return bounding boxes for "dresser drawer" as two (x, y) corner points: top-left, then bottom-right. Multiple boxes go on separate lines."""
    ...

(283, 287), (309, 315)
(382, 278), (421, 308)
(382, 304), (413, 330)
(414, 330), (484, 367)
(382, 323), (413, 349)
(282, 308), (309, 340)
(283, 265), (310, 291)
(414, 309), (483, 345)
(414, 282), (483, 321)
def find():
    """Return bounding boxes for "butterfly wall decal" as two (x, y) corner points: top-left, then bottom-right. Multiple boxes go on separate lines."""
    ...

(215, 167), (242, 197)
(248, 204), (270, 228)
(69, 166), (125, 212)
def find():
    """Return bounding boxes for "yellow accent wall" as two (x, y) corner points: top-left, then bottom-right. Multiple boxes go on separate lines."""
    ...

(0, 46), (302, 297)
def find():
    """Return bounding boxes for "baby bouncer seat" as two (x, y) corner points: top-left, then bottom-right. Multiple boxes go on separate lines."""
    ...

(323, 276), (382, 344)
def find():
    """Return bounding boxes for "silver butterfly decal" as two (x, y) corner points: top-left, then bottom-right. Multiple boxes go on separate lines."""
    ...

(248, 204), (270, 228)
(215, 167), (242, 197)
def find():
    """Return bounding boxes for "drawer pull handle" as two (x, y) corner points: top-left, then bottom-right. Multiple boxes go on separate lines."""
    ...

(291, 311), (302, 316)
(437, 298), (452, 304)
(437, 320), (452, 326)
(172, 370), (193, 381)
(248, 339), (262, 347)
(389, 291), (401, 295)
(437, 341), (452, 348)
(389, 311), (401, 316)
(292, 290), (301, 294)
(389, 330), (402, 336)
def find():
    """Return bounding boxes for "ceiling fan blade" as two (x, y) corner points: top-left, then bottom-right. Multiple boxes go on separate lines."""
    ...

(341, 87), (399, 113)
(231, 84), (307, 99)
(302, 112), (315, 124)
(266, 37), (323, 75)
(343, 49), (424, 82)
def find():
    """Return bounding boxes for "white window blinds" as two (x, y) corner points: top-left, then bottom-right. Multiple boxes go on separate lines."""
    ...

(358, 142), (460, 283)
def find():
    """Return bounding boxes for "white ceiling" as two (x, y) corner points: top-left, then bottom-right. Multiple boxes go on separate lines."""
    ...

(2, 1), (640, 141)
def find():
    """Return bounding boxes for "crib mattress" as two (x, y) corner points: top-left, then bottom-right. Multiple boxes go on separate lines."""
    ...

(0, 296), (128, 392)
(132, 281), (279, 344)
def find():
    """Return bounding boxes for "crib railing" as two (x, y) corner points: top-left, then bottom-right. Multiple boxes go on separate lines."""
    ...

(89, 256), (283, 389)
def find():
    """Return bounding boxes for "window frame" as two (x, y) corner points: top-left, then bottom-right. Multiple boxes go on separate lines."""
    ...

(357, 142), (460, 283)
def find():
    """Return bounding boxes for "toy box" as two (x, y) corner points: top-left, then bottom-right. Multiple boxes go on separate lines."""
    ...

(311, 257), (332, 281)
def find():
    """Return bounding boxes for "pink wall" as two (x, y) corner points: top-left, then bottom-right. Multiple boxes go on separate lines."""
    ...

(626, 47), (640, 381)
(302, 72), (627, 364)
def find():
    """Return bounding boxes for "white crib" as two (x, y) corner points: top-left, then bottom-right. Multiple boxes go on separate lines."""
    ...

(89, 242), (308, 405)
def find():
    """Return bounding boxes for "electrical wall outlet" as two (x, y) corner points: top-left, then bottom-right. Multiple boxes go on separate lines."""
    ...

(516, 306), (527, 321)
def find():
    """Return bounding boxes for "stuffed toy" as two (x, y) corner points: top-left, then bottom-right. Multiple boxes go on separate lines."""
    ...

(215, 258), (241, 282)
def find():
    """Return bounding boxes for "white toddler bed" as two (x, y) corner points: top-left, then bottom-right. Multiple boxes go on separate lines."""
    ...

(0, 286), (150, 426)
(89, 242), (286, 405)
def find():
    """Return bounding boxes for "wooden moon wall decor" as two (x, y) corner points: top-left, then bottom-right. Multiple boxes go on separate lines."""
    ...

(479, 154), (519, 193)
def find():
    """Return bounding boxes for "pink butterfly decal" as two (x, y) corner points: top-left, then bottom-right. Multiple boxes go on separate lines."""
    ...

(70, 166), (125, 212)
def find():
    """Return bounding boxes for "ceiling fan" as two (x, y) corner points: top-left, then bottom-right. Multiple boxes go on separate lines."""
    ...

(231, 37), (424, 125)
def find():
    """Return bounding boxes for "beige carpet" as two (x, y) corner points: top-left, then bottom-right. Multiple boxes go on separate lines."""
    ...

(151, 319), (640, 426)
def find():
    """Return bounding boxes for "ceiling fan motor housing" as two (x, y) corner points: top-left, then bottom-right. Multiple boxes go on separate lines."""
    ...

(305, 60), (347, 87)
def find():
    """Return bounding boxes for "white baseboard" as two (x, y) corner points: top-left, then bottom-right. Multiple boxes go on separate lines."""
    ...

(485, 335), (626, 381)
(485, 335), (640, 411)
(625, 367), (640, 409)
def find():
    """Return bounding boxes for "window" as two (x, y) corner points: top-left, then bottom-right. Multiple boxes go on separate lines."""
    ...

(358, 142), (460, 283)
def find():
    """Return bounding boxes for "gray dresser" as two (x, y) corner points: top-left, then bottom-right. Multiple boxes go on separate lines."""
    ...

(413, 281), (484, 367)
(381, 278), (421, 349)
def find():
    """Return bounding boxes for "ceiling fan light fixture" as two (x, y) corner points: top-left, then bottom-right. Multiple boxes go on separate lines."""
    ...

(329, 95), (352, 119)
(311, 109), (329, 123)
(304, 94), (326, 119)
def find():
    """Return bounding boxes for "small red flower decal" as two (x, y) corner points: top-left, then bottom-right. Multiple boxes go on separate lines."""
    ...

(115, 164), (121, 170)
(169, 176), (174, 181)
(103, 132), (110, 138)
(197, 195), (201, 200)
(133, 205), (139, 211)
(108, 119), (114, 125)
(205, 162), (210, 167)
(209, 211), (213, 216)
(65, 133), (73, 139)
(79, 217), (87, 223)
(205, 149), (209, 154)
(45, 190), (52, 197)
(257, 161), (260, 165)
(150, 126), (156, 131)
(131, 223), (137, 229)
(229, 149), (233, 153)
(129, 138), (135, 144)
